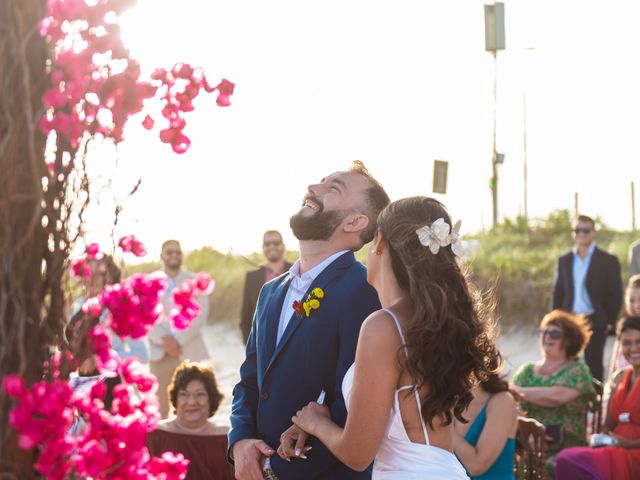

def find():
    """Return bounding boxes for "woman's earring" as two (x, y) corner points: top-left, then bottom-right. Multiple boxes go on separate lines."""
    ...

(375, 250), (382, 255)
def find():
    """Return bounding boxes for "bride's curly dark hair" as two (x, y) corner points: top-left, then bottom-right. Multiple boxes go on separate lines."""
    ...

(377, 196), (500, 427)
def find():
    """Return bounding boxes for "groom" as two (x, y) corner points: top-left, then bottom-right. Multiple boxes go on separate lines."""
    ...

(229, 161), (389, 480)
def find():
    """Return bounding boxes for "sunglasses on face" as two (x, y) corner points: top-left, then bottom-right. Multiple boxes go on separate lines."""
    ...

(541, 328), (563, 340)
(573, 227), (593, 234)
(263, 241), (283, 247)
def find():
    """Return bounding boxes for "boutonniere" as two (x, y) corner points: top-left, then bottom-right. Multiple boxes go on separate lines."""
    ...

(292, 287), (324, 319)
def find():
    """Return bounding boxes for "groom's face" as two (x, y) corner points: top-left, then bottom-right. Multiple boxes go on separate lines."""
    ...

(290, 170), (368, 241)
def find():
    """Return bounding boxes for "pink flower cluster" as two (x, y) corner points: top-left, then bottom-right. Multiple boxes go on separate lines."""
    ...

(119, 234), (147, 257)
(70, 258), (91, 279)
(3, 375), (75, 479)
(88, 324), (120, 372)
(100, 272), (168, 339)
(150, 64), (235, 153)
(171, 273), (215, 329)
(3, 354), (189, 479)
(39, 0), (234, 157)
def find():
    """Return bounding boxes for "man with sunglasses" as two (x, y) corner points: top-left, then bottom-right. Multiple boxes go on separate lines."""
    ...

(240, 231), (292, 344)
(552, 215), (623, 381)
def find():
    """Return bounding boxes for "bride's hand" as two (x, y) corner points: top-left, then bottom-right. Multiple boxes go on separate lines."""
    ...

(292, 402), (330, 435)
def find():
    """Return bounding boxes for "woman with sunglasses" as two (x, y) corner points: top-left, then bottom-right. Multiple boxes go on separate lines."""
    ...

(511, 310), (596, 474)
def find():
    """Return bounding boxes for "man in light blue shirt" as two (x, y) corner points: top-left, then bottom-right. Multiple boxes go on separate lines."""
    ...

(552, 215), (623, 381)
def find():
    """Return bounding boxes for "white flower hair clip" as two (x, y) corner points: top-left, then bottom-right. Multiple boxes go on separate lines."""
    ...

(415, 218), (463, 257)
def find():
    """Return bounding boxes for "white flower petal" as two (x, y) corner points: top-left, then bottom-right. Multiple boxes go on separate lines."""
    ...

(451, 220), (462, 236)
(415, 225), (433, 246)
(451, 239), (464, 257)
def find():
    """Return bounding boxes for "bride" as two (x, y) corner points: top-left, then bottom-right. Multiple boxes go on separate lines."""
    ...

(286, 196), (499, 479)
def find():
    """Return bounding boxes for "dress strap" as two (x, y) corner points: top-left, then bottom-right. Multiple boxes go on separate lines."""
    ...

(383, 308), (409, 357)
(383, 308), (430, 445)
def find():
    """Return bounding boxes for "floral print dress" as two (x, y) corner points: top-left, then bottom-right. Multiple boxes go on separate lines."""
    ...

(512, 359), (595, 449)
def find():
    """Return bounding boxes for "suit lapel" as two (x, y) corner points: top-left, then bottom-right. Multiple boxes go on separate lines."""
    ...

(262, 274), (291, 368)
(585, 247), (600, 294)
(264, 252), (356, 376)
(566, 253), (575, 303)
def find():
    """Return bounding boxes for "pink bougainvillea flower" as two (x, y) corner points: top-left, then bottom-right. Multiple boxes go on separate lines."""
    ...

(87, 325), (119, 374)
(172, 62), (193, 79)
(170, 274), (215, 330)
(43, 87), (66, 109)
(70, 258), (91, 279)
(141, 114), (154, 130)
(148, 451), (190, 479)
(195, 272), (215, 295)
(85, 242), (103, 260)
(159, 127), (178, 144)
(2, 374), (26, 397)
(171, 134), (191, 154)
(119, 357), (158, 394)
(216, 93), (232, 107)
(118, 234), (147, 257)
(100, 272), (168, 339)
(81, 296), (103, 318)
(217, 78), (235, 95)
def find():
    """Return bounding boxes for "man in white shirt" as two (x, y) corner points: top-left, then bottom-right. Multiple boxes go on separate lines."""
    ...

(552, 215), (623, 381)
(148, 239), (210, 418)
(229, 161), (389, 480)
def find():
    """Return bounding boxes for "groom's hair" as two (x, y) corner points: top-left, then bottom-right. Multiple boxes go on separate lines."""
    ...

(349, 160), (390, 244)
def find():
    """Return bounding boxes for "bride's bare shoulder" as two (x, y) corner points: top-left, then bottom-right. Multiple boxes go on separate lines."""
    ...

(360, 309), (404, 345)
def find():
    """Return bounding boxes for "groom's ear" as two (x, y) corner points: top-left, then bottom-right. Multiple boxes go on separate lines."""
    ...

(343, 213), (369, 234)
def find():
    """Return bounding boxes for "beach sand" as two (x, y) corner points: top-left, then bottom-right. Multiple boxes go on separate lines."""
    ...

(204, 320), (616, 427)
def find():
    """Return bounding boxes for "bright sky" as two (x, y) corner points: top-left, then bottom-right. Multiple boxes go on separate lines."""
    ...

(83, 0), (640, 259)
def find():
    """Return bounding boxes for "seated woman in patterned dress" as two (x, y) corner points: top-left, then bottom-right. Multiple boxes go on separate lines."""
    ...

(554, 315), (640, 479)
(511, 310), (595, 475)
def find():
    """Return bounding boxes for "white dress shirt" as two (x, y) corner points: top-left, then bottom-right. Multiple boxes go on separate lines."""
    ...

(276, 250), (349, 344)
(572, 243), (596, 315)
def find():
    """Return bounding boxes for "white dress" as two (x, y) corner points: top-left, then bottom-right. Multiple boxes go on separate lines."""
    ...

(342, 308), (469, 479)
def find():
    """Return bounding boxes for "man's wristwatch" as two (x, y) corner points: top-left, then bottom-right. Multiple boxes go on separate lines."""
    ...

(262, 458), (279, 480)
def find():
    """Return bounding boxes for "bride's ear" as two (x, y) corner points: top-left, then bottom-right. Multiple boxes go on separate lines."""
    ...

(371, 231), (386, 254)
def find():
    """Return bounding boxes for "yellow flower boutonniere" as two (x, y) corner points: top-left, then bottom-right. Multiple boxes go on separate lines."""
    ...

(293, 287), (325, 319)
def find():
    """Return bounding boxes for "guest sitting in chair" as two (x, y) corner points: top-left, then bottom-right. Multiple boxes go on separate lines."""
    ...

(147, 361), (234, 480)
(511, 310), (595, 475)
(554, 315), (640, 479)
(453, 358), (518, 480)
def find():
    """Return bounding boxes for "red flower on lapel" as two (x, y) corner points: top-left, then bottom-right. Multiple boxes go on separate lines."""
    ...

(292, 300), (305, 318)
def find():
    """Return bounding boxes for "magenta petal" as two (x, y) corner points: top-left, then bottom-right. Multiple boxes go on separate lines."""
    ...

(171, 134), (190, 154)
(141, 115), (154, 130)
(216, 93), (231, 107)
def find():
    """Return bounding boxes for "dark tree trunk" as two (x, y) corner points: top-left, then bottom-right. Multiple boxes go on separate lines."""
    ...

(0, 1), (53, 478)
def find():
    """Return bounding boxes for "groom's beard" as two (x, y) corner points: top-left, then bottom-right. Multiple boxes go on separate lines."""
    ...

(290, 208), (347, 241)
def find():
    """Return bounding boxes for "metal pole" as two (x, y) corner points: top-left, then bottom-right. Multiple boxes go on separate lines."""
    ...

(632, 181), (637, 232)
(492, 50), (498, 227)
(574, 192), (579, 217)
(522, 48), (533, 224)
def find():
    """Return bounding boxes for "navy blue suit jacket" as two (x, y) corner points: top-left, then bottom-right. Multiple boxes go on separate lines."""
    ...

(552, 247), (623, 329)
(228, 251), (380, 479)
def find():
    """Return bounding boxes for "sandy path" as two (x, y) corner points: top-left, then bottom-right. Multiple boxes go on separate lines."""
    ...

(204, 321), (616, 427)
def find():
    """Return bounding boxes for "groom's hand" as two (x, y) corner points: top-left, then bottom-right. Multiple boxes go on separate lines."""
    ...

(278, 424), (312, 461)
(232, 439), (274, 480)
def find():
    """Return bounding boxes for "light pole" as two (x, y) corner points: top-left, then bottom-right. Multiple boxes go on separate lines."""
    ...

(484, 3), (505, 227)
(522, 47), (534, 224)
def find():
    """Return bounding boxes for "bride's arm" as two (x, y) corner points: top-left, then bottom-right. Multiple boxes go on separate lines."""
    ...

(293, 311), (400, 471)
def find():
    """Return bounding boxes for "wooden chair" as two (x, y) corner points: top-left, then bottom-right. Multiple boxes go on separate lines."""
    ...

(585, 379), (604, 438)
(514, 416), (547, 480)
